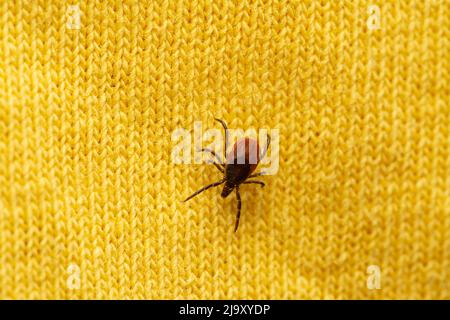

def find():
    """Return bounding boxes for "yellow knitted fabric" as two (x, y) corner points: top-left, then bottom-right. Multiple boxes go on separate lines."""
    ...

(0, 0), (449, 300)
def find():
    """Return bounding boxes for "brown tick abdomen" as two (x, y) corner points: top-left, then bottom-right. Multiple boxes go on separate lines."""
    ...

(221, 138), (260, 198)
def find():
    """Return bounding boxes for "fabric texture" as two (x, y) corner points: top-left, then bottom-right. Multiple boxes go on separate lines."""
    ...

(0, 0), (449, 299)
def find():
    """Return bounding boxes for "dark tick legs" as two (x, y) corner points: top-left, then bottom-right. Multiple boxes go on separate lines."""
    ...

(259, 133), (271, 160)
(198, 148), (224, 173)
(183, 179), (225, 202)
(242, 180), (265, 188)
(215, 118), (228, 159)
(185, 118), (271, 233)
(235, 187), (241, 233)
(249, 172), (266, 178)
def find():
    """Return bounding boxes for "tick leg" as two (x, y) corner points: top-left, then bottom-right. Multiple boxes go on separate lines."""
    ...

(242, 180), (265, 188)
(214, 118), (229, 159)
(248, 171), (267, 178)
(234, 187), (242, 233)
(198, 148), (224, 173)
(183, 179), (225, 202)
(259, 133), (271, 160)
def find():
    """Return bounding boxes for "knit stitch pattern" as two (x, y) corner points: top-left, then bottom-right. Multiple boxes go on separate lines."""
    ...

(0, 0), (449, 299)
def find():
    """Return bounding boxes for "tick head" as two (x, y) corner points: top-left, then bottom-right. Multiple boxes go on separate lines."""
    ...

(221, 183), (234, 198)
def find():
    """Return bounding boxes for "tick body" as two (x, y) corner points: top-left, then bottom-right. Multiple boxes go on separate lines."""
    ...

(183, 118), (270, 232)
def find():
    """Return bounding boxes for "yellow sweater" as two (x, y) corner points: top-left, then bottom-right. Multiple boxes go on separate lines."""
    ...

(0, 0), (449, 299)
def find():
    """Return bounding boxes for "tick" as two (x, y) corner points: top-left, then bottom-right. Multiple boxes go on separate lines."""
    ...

(183, 118), (271, 232)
